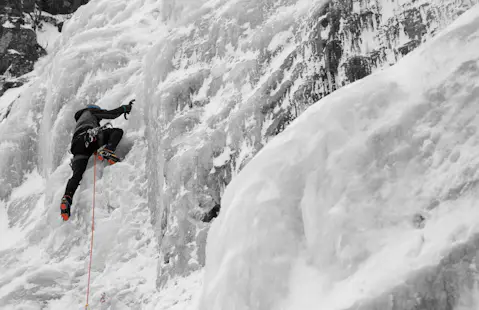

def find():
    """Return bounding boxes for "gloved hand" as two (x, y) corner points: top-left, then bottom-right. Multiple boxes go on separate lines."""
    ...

(122, 103), (133, 113)
(122, 99), (134, 119)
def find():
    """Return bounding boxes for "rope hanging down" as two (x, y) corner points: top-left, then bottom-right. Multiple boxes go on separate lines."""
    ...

(85, 155), (97, 309)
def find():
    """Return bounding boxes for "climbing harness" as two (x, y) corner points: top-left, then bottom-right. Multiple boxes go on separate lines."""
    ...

(84, 122), (113, 148)
(85, 155), (97, 310)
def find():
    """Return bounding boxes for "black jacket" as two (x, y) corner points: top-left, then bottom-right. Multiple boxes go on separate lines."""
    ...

(72, 107), (125, 139)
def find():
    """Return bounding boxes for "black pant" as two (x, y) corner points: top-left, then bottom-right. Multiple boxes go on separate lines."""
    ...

(64, 128), (123, 199)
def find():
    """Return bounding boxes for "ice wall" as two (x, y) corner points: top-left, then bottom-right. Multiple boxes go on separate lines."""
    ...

(0, 1), (164, 308)
(143, 0), (478, 286)
(0, 0), (478, 308)
(143, 0), (331, 286)
(199, 5), (479, 310)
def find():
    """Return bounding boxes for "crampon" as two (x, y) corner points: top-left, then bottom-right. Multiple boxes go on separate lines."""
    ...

(97, 146), (120, 165)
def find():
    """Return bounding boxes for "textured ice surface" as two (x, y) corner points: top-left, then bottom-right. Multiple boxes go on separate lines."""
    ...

(200, 5), (479, 310)
(1, 0), (479, 309)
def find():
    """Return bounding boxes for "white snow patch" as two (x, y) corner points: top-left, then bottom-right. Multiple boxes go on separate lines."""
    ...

(380, 0), (402, 21)
(10, 169), (45, 200)
(213, 147), (232, 167)
(267, 30), (293, 52)
(2, 20), (15, 28)
(37, 22), (61, 53)
(0, 83), (28, 119)
(7, 49), (21, 55)
(146, 271), (203, 310)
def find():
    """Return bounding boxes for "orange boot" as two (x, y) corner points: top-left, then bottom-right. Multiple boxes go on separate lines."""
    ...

(97, 146), (120, 165)
(60, 195), (72, 221)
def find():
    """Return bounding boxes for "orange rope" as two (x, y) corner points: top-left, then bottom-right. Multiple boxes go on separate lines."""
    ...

(85, 155), (97, 309)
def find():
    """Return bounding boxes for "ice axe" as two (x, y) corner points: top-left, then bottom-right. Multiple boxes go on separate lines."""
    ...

(124, 99), (135, 120)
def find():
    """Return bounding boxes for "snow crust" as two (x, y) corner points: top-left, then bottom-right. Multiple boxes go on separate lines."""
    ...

(200, 4), (479, 310)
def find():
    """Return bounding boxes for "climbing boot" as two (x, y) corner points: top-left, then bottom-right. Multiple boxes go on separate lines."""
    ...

(97, 146), (120, 165)
(60, 195), (72, 221)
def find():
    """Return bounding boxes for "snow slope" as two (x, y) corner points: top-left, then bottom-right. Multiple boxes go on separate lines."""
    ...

(200, 4), (479, 310)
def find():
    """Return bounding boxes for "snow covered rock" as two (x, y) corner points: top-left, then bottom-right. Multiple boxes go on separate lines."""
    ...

(199, 5), (479, 309)
(147, 0), (479, 287)
(0, 26), (46, 78)
(264, 0), (479, 134)
(0, 0), (87, 84)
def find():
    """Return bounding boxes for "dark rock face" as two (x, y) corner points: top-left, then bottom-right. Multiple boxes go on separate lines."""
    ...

(344, 55), (372, 82)
(0, 1), (44, 81)
(0, 0), (35, 15)
(0, 0), (89, 115)
(38, 0), (89, 15)
(0, 26), (46, 77)
(0, 0), (88, 82)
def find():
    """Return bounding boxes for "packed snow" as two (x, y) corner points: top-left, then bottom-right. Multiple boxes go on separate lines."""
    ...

(1, 0), (479, 309)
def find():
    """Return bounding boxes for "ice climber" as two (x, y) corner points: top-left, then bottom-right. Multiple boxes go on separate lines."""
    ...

(60, 100), (134, 221)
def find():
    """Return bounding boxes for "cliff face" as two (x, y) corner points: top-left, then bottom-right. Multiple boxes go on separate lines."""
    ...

(149, 0), (479, 286)
(0, 1), (43, 95)
(266, 0), (479, 136)
(0, 25), (45, 76)
(0, 0), (89, 95)
(1, 0), (475, 292)
(38, 0), (90, 15)
(198, 6), (479, 308)
(1, 1), (478, 308)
